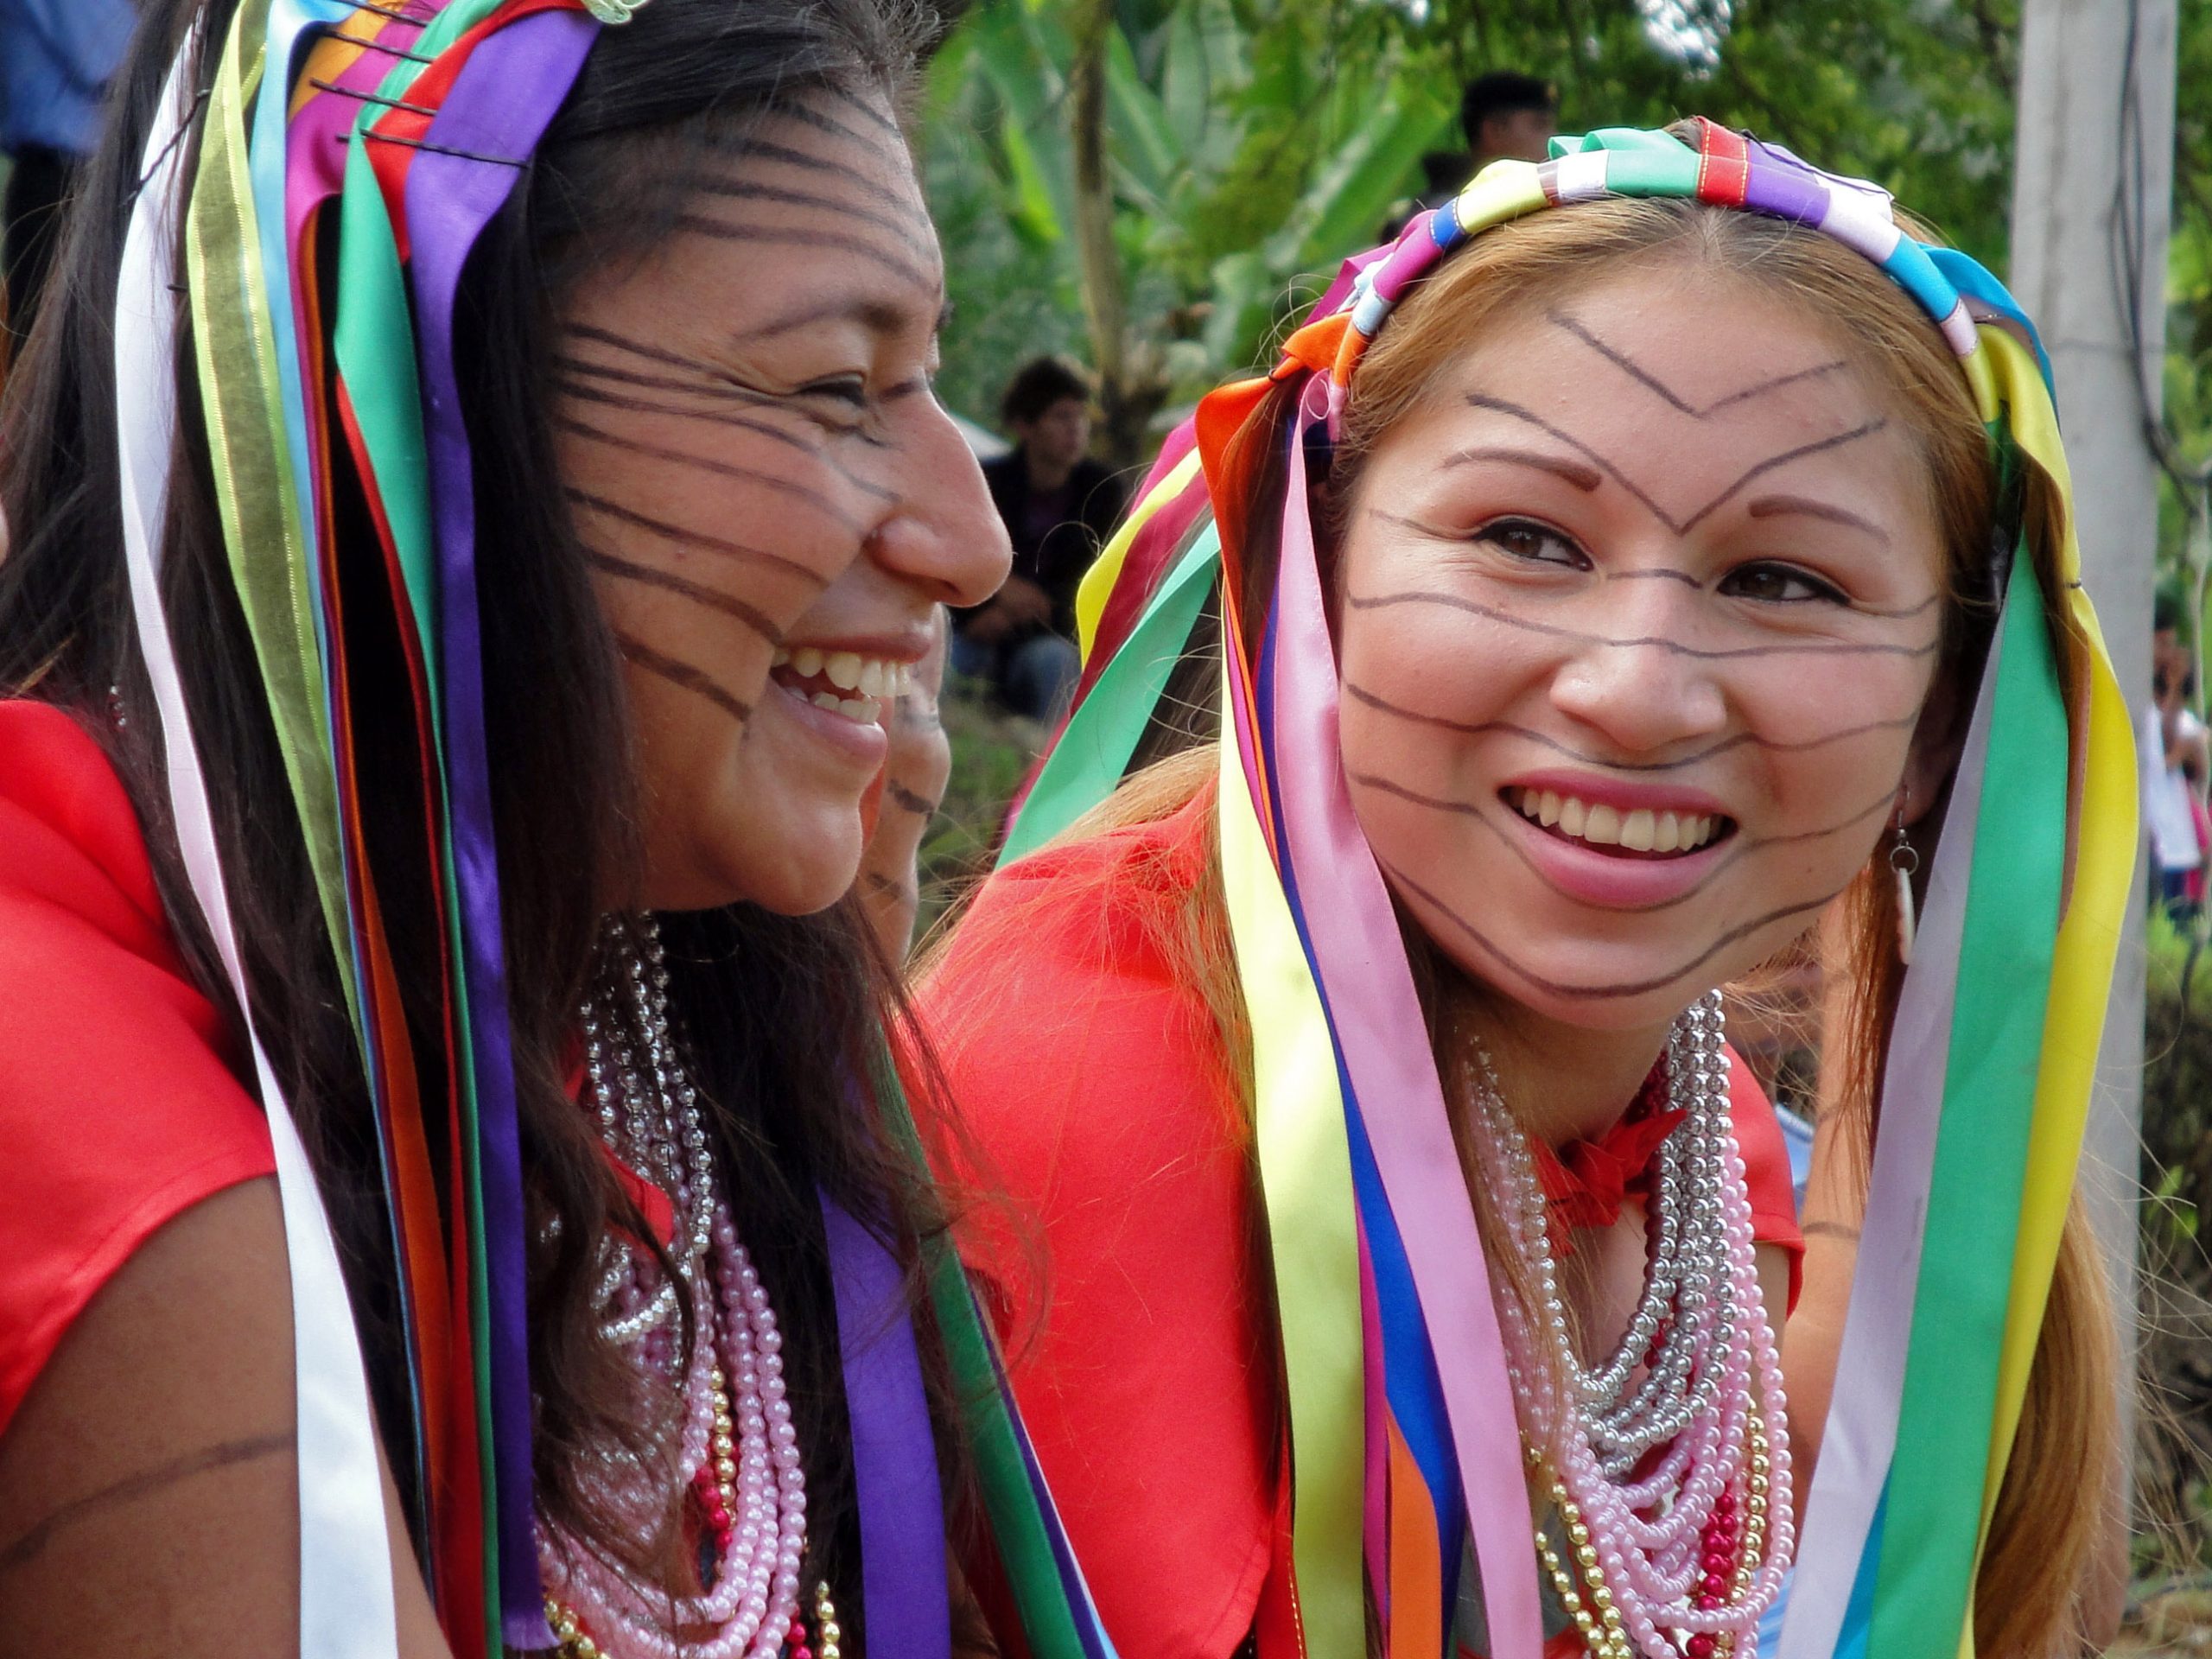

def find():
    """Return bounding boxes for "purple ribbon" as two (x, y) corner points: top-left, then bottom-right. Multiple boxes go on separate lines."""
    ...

(823, 1189), (953, 1658)
(408, 10), (599, 1647)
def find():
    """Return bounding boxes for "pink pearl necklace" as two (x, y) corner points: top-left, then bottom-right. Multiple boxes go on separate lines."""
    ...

(538, 920), (812, 1659)
(1466, 997), (1796, 1656)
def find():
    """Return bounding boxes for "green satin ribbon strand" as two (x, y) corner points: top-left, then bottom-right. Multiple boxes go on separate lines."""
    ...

(1001, 521), (1219, 865)
(870, 1055), (1093, 1659)
(1864, 543), (2066, 1656)
(185, 0), (361, 1038)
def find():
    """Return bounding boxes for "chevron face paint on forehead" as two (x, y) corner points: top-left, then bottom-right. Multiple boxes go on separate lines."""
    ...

(1336, 269), (1947, 1015)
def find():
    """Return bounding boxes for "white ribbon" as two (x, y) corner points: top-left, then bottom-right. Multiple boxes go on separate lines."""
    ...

(115, 35), (402, 1659)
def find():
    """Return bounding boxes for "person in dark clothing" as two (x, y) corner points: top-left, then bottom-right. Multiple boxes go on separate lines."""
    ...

(1, 0), (137, 349)
(955, 356), (1126, 721)
(1390, 71), (1560, 232)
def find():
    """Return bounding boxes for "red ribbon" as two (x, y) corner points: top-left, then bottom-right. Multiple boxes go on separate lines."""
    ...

(1529, 1065), (1686, 1254)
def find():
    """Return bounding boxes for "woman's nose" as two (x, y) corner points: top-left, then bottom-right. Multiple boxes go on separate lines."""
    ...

(868, 401), (1012, 609)
(1545, 588), (1729, 753)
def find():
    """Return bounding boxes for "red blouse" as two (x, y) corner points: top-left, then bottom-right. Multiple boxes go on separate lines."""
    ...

(919, 787), (1802, 1659)
(0, 701), (276, 1437)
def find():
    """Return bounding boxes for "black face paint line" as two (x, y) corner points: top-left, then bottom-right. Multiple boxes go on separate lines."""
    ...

(614, 632), (753, 726)
(883, 778), (938, 817)
(565, 490), (830, 590)
(1343, 587), (1941, 662)
(584, 549), (784, 646)
(1546, 309), (1851, 420)
(669, 216), (935, 294)
(556, 415), (866, 537)
(1462, 391), (1891, 538)
(1382, 855), (1847, 1001)
(1341, 683), (1924, 770)
(553, 364), (899, 499)
(691, 176), (934, 261)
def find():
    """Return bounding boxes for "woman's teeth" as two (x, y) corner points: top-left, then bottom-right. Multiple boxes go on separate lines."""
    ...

(770, 647), (914, 722)
(1510, 787), (1722, 854)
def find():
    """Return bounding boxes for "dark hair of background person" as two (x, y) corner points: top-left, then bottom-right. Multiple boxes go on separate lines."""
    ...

(1459, 69), (1556, 152)
(0, 0), (969, 1618)
(999, 353), (1093, 430)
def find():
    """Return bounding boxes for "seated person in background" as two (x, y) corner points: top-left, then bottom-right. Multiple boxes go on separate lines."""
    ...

(953, 356), (1127, 721)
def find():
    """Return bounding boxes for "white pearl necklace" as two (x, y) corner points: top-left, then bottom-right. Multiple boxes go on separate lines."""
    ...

(1465, 993), (1796, 1656)
(538, 918), (809, 1659)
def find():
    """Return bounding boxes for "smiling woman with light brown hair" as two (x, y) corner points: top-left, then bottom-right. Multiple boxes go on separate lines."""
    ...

(919, 122), (2133, 1659)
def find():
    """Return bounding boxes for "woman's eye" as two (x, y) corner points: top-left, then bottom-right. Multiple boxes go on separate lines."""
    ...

(1719, 562), (1847, 604)
(1475, 517), (1588, 569)
(798, 376), (868, 410)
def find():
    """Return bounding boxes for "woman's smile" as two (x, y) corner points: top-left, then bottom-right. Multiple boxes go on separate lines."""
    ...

(1335, 263), (1949, 1024)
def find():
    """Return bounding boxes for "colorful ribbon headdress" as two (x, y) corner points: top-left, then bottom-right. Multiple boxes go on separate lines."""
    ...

(115, 3), (1116, 1656)
(1003, 121), (2134, 1659)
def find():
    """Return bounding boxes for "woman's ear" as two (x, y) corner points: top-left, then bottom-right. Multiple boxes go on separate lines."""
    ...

(1900, 673), (1967, 828)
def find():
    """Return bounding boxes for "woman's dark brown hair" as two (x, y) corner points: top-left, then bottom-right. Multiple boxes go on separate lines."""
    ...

(0, 0), (959, 1624)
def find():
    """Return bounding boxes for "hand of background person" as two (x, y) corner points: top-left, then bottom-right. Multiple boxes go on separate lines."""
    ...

(858, 608), (950, 963)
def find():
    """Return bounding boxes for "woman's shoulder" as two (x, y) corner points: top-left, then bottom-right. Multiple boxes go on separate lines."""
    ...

(918, 788), (1225, 1157)
(0, 699), (276, 1440)
(918, 789), (1277, 1656)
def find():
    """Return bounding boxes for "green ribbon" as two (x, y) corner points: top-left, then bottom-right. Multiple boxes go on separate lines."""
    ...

(1865, 541), (2067, 1654)
(321, 6), (511, 1640)
(871, 1054), (1096, 1659)
(1000, 522), (1219, 865)
(185, 0), (360, 1038)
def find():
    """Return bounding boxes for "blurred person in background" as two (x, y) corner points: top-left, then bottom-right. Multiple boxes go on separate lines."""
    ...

(0, 0), (137, 348)
(953, 355), (1125, 721)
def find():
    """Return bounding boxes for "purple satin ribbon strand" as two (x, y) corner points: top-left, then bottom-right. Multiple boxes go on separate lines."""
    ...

(823, 1190), (954, 1659)
(408, 10), (600, 1646)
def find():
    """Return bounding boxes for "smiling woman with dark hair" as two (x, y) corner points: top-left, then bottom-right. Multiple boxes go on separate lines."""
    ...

(0, 0), (1071, 1654)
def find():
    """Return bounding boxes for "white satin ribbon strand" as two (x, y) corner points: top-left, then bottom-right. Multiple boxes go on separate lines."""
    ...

(114, 35), (403, 1659)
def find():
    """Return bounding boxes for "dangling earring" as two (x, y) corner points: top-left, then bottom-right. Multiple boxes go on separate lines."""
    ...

(1891, 790), (1919, 965)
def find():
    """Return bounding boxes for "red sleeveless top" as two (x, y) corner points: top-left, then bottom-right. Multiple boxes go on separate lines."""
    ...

(919, 787), (1802, 1659)
(0, 701), (276, 1436)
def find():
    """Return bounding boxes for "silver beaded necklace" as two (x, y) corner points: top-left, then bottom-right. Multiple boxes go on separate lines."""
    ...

(580, 917), (717, 1344)
(1465, 990), (1742, 1477)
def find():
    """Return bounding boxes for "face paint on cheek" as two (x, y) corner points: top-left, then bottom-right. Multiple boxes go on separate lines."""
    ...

(615, 631), (754, 726)
(1342, 587), (1943, 664)
(1341, 680), (1925, 771)
(1381, 853), (1850, 1002)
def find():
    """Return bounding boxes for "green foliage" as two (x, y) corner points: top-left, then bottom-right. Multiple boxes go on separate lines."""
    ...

(919, 0), (2103, 441)
(2145, 906), (2212, 1254)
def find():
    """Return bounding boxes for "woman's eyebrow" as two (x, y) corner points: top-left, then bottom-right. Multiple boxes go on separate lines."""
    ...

(730, 288), (944, 345)
(1745, 493), (1891, 543)
(1445, 443), (1601, 492)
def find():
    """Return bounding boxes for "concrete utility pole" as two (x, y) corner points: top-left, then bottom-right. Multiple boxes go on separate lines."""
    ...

(2007, 0), (2175, 1355)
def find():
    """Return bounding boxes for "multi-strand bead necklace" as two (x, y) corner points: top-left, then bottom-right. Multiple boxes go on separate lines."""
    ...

(1467, 991), (1796, 1656)
(538, 918), (841, 1659)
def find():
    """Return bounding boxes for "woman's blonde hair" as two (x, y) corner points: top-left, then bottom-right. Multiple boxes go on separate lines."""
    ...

(957, 188), (2119, 1658)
